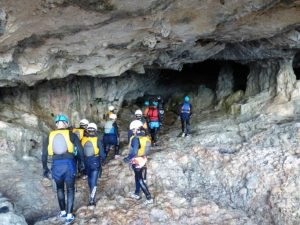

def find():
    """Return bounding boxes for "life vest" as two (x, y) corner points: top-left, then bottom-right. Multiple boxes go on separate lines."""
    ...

(73, 128), (84, 140)
(104, 121), (115, 134)
(148, 108), (159, 122)
(129, 136), (151, 157)
(81, 136), (99, 157)
(48, 130), (74, 156)
(181, 102), (191, 114)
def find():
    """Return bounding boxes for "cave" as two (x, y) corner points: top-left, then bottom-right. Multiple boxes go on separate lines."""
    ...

(0, 1), (300, 225)
(293, 51), (300, 80)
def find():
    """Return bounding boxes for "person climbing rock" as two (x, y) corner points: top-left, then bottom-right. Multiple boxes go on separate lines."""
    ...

(128, 109), (149, 142)
(103, 113), (120, 159)
(105, 105), (116, 120)
(157, 96), (165, 125)
(178, 96), (193, 137)
(123, 120), (153, 205)
(73, 119), (89, 178)
(81, 123), (106, 206)
(42, 114), (85, 225)
(147, 101), (161, 146)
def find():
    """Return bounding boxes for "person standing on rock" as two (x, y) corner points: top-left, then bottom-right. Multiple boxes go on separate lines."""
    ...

(81, 123), (106, 206)
(103, 113), (120, 158)
(178, 96), (192, 137)
(73, 119), (89, 179)
(123, 120), (153, 205)
(42, 114), (85, 225)
(147, 101), (161, 146)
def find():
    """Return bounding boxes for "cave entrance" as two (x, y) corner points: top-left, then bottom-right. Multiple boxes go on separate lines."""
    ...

(293, 51), (300, 80)
(151, 60), (249, 96)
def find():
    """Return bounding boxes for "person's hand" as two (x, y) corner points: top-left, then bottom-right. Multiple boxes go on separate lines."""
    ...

(43, 168), (50, 178)
(178, 116), (181, 121)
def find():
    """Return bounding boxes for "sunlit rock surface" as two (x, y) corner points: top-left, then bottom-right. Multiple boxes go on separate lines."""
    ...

(0, 0), (299, 86)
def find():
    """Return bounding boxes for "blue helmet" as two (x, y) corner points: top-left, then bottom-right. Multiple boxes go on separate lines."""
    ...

(184, 96), (190, 102)
(55, 114), (69, 123)
(144, 101), (149, 106)
(152, 101), (158, 106)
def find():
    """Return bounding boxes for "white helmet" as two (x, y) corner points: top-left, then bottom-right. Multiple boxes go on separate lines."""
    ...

(129, 120), (143, 130)
(134, 109), (143, 116)
(87, 123), (97, 131)
(79, 119), (89, 127)
(109, 113), (117, 120)
(108, 105), (115, 111)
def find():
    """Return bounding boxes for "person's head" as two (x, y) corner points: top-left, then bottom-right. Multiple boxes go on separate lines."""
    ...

(129, 120), (143, 135)
(109, 113), (117, 121)
(152, 101), (158, 107)
(144, 101), (149, 106)
(79, 119), (89, 129)
(134, 109), (143, 120)
(157, 96), (161, 101)
(184, 96), (190, 102)
(108, 105), (115, 112)
(86, 123), (97, 135)
(55, 114), (69, 129)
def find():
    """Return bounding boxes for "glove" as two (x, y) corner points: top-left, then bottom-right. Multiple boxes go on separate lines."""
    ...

(43, 168), (50, 178)
(123, 156), (130, 164)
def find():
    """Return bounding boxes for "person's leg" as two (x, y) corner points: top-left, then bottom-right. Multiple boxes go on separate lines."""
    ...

(135, 167), (151, 200)
(55, 179), (66, 211)
(181, 117), (185, 133)
(65, 178), (75, 214)
(133, 167), (141, 195)
(186, 117), (190, 135)
(89, 169), (100, 204)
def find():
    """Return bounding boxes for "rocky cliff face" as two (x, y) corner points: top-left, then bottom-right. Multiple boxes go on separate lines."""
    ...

(0, 0), (300, 225)
(0, 0), (299, 86)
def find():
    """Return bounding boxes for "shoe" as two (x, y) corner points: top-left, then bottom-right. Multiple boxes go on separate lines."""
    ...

(65, 215), (75, 225)
(130, 193), (141, 200)
(82, 175), (88, 180)
(181, 133), (186, 137)
(57, 211), (67, 220)
(88, 200), (96, 206)
(143, 198), (154, 205)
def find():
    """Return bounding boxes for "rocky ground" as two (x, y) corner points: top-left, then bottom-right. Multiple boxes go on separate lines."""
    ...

(31, 106), (300, 225)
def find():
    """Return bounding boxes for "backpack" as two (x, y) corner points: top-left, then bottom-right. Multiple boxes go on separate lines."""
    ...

(181, 102), (191, 113)
(137, 136), (152, 156)
(148, 108), (159, 122)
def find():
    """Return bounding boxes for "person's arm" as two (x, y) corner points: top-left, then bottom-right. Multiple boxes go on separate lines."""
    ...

(41, 136), (50, 177)
(70, 132), (85, 171)
(129, 137), (140, 159)
(190, 104), (193, 116)
(97, 138), (106, 161)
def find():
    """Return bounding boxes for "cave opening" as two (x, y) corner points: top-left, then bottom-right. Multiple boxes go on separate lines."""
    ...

(140, 60), (249, 102)
(293, 51), (300, 80)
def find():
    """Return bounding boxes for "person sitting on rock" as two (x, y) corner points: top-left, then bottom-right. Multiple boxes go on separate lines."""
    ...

(42, 114), (85, 225)
(81, 123), (106, 206)
(103, 113), (120, 158)
(123, 120), (153, 205)
(146, 101), (161, 146)
(178, 96), (193, 137)
(73, 119), (89, 178)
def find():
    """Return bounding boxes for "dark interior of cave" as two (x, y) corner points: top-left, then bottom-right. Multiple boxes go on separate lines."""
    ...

(158, 60), (249, 91)
(293, 52), (300, 79)
(135, 60), (249, 105)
